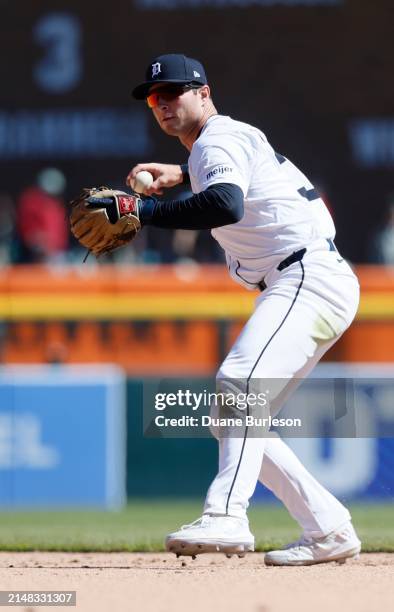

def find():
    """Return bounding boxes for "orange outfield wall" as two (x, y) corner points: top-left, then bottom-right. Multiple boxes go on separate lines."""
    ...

(0, 264), (393, 373)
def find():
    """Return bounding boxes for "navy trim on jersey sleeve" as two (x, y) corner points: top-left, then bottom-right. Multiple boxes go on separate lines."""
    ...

(180, 163), (190, 183)
(139, 183), (244, 230)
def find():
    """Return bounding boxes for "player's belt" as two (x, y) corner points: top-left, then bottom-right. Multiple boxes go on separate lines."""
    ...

(258, 239), (337, 292)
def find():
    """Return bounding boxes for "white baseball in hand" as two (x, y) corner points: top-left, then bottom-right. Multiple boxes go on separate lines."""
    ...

(134, 171), (154, 194)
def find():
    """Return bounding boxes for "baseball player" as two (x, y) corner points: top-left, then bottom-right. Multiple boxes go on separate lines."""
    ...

(129, 54), (361, 565)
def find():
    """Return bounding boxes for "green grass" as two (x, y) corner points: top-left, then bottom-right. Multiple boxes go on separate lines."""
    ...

(0, 501), (393, 552)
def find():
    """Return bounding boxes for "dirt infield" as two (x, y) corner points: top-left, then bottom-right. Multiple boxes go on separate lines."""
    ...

(0, 552), (392, 612)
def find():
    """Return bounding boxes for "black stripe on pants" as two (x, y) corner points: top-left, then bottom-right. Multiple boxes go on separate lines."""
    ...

(225, 261), (305, 515)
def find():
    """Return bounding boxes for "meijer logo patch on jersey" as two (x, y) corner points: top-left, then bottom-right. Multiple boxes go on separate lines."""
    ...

(206, 166), (233, 181)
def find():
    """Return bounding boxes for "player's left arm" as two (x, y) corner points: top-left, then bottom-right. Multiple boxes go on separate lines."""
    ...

(138, 182), (244, 230)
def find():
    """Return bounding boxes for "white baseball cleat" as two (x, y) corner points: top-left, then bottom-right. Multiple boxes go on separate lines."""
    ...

(165, 514), (255, 558)
(264, 521), (361, 566)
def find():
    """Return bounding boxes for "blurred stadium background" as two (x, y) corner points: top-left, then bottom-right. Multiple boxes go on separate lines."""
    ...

(0, 0), (393, 551)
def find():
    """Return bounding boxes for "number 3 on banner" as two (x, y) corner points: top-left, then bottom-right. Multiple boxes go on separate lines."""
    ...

(33, 13), (82, 94)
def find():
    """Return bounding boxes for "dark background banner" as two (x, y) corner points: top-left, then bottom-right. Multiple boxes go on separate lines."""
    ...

(1, 0), (393, 261)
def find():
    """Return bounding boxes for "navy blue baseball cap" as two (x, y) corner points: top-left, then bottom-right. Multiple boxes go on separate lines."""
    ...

(132, 54), (208, 100)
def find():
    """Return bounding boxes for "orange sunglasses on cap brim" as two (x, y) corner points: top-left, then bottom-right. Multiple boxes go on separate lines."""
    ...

(146, 84), (202, 108)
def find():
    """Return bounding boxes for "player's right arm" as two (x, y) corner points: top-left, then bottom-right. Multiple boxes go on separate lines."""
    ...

(126, 159), (244, 230)
(127, 163), (185, 196)
(127, 138), (250, 230)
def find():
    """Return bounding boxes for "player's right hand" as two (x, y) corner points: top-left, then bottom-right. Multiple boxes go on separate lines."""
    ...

(126, 163), (183, 196)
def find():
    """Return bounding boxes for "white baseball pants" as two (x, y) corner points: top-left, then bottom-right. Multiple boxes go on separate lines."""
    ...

(203, 246), (360, 538)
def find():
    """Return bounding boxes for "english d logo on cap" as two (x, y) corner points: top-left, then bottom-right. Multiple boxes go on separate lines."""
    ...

(151, 62), (162, 78)
(132, 53), (208, 100)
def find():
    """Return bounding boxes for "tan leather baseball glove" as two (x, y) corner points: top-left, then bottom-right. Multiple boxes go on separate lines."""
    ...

(69, 186), (141, 257)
